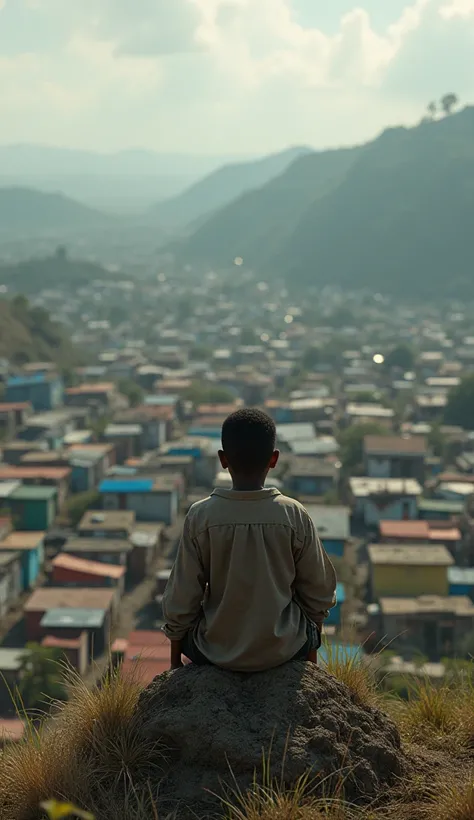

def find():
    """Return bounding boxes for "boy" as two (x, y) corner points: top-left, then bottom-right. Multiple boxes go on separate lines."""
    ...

(162, 408), (337, 672)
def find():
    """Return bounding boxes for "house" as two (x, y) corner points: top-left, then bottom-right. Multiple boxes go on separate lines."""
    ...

(345, 403), (394, 427)
(368, 544), (453, 599)
(66, 443), (116, 486)
(349, 478), (422, 528)
(0, 552), (22, 616)
(160, 437), (217, 487)
(17, 410), (77, 447)
(363, 436), (427, 482)
(25, 586), (117, 642)
(39, 608), (109, 659)
(286, 458), (339, 497)
(0, 531), (45, 590)
(99, 476), (181, 525)
(78, 510), (135, 539)
(0, 466), (70, 508)
(41, 633), (89, 676)
(103, 424), (143, 463)
(114, 404), (174, 450)
(417, 498), (464, 521)
(4, 486), (57, 530)
(378, 595), (474, 659)
(64, 382), (119, 412)
(62, 537), (132, 567)
(0, 402), (32, 439)
(115, 629), (171, 684)
(2, 440), (48, 466)
(0, 719), (26, 744)
(306, 506), (350, 558)
(448, 567), (474, 600)
(0, 649), (25, 712)
(51, 553), (126, 595)
(414, 394), (447, 422)
(326, 582), (346, 627)
(129, 524), (164, 582)
(379, 519), (462, 559)
(5, 373), (63, 412)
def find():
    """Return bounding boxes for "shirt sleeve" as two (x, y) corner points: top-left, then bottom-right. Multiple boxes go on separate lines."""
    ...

(293, 513), (337, 625)
(162, 516), (207, 641)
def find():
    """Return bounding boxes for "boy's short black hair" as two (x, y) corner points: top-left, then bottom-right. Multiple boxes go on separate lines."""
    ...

(221, 408), (276, 472)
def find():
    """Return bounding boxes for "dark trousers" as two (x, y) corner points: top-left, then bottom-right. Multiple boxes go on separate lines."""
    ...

(181, 621), (321, 667)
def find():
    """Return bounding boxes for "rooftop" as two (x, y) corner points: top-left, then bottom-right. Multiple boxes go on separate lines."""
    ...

(40, 608), (106, 629)
(368, 544), (453, 566)
(0, 467), (70, 481)
(63, 537), (132, 555)
(364, 435), (427, 456)
(448, 567), (474, 586)
(0, 531), (45, 550)
(25, 587), (115, 612)
(380, 595), (474, 616)
(66, 383), (115, 395)
(52, 553), (126, 580)
(307, 506), (350, 541)
(349, 477), (422, 497)
(11, 485), (58, 501)
(417, 497), (464, 514)
(0, 648), (24, 671)
(79, 510), (135, 531)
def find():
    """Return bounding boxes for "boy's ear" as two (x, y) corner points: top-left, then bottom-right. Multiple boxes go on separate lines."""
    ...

(269, 450), (280, 469)
(218, 450), (228, 469)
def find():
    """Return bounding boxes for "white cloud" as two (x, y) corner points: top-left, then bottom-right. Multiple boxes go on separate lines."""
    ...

(0, 0), (472, 152)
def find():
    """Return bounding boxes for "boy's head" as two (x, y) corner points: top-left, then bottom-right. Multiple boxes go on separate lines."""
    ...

(219, 408), (279, 478)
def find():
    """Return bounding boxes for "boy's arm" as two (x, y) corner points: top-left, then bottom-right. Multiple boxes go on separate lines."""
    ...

(162, 516), (207, 669)
(294, 514), (337, 626)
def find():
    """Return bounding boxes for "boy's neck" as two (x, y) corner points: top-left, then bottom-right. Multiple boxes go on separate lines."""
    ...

(231, 474), (267, 492)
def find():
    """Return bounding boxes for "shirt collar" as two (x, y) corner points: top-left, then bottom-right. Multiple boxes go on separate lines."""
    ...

(211, 487), (281, 501)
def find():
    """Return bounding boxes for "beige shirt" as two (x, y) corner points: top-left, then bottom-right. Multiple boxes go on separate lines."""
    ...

(162, 488), (337, 672)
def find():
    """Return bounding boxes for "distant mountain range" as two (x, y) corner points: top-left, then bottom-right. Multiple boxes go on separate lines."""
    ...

(151, 146), (312, 229)
(0, 144), (251, 212)
(175, 107), (474, 299)
(0, 188), (111, 236)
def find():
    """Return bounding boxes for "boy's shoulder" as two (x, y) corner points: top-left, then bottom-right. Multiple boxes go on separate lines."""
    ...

(186, 491), (312, 533)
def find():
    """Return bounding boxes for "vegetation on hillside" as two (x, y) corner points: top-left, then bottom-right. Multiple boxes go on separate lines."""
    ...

(0, 248), (126, 296)
(444, 374), (474, 429)
(0, 188), (112, 236)
(1, 655), (474, 820)
(0, 295), (82, 368)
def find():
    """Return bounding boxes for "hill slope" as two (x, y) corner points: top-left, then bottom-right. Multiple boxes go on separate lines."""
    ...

(0, 296), (81, 366)
(153, 146), (312, 228)
(0, 187), (112, 236)
(176, 145), (359, 266)
(0, 250), (127, 295)
(178, 107), (474, 298)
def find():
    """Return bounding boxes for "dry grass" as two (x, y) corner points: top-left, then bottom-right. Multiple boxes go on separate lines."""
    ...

(0, 655), (473, 820)
(321, 644), (380, 708)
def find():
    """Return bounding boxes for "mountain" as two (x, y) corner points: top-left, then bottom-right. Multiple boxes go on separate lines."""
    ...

(0, 187), (112, 237)
(0, 295), (81, 367)
(0, 145), (251, 212)
(152, 146), (313, 229)
(0, 249), (127, 295)
(177, 107), (474, 299)
(175, 146), (359, 265)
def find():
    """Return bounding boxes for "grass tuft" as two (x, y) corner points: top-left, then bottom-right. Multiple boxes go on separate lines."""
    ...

(321, 644), (380, 708)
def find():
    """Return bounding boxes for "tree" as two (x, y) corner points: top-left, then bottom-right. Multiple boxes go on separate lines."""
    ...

(427, 101), (437, 119)
(63, 490), (101, 527)
(428, 422), (447, 458)
(444, 374), (474, 430)
(184, 382), (236, 406)
(339, 423), (388, 474)
(302, 346), (321, 370)
(117, 379), (144, 408)
(18, 644), (67, 712)
(384, 344), (415, 372)
(441, 93), (459, 116)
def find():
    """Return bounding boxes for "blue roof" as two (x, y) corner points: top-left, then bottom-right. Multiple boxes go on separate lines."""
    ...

(99, 479), (154, 494)
(319, 643), (362, 664)
(7, 373), (47, 387)
(336, 582), (346, 604)
(144, 394), (178, 406)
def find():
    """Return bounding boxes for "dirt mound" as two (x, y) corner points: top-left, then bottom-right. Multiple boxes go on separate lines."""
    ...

(135, 662), (407, 819)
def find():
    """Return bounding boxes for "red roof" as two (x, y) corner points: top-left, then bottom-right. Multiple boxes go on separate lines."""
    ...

(111, 638), (128, 653)
(196, 403), (241, 416)
(52, 553), (125, 580)
(66, 383), (115, 395)
(128, 630), (169, 647)
(429, 528), (461, 542)
(0, 467), (70, 481)
(0, 719), (25, 742)
(122, 657), (168, 685)
(379, 520), (430, 540)
(0, 402), (31, 412)
(42, 634), (85, 650)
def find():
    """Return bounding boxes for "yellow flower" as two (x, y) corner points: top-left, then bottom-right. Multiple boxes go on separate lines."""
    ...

(40, 800), (94, 820)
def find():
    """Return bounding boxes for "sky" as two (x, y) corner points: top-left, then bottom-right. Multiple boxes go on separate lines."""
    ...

(0, 0), (473, 155)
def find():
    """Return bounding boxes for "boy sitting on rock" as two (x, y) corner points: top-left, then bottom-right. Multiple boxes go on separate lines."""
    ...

(163, 408), (337, 672)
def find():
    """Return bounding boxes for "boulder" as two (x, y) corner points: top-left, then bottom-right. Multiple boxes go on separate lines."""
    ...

(135, 662), (406, 819)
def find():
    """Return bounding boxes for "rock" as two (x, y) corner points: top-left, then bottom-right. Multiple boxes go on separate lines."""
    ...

(135, 662), (406, 819)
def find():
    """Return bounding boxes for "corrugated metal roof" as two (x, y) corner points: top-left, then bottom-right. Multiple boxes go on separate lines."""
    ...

(448, 567), (474, 586)
(418, 498), (464, 513)
(99, 479), (154, 494)
(40, 608), (106, 629)
(52, 553), (125, 579)
(0, 481), (21, 498)
(307, 506), (350, 540)
(26, 587), (115, 612)
(7, 373), (47, 386)
(0, 532), (44, 550)
(0, 648), (24, 671)
(11, 485), (58, 500)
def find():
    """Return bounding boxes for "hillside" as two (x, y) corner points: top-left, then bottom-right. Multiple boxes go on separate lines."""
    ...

(176, 145), (359, 264)
(0, 250), (127, 296)
(178, 107), (474, 299)
(0, 295), (81, 367)
(0, 187), (112, 236)
(153, 146), (313, 229)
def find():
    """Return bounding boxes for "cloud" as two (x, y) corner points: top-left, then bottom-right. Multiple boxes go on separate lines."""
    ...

(0, 0), (473, 152)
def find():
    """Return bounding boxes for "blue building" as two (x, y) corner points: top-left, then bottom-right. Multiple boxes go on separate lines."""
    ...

(448, 567), (474, 600)
(306, 506), (350, 559)
(326, 582), (346, 627)
(6, 373), (63, 412)
(0, 531), (44, 590)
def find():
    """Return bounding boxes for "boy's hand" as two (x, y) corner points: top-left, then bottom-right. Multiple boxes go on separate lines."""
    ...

(170, 660), (184, 670)
(170, 639), (183, 671)
(308, 649), (318, 664)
